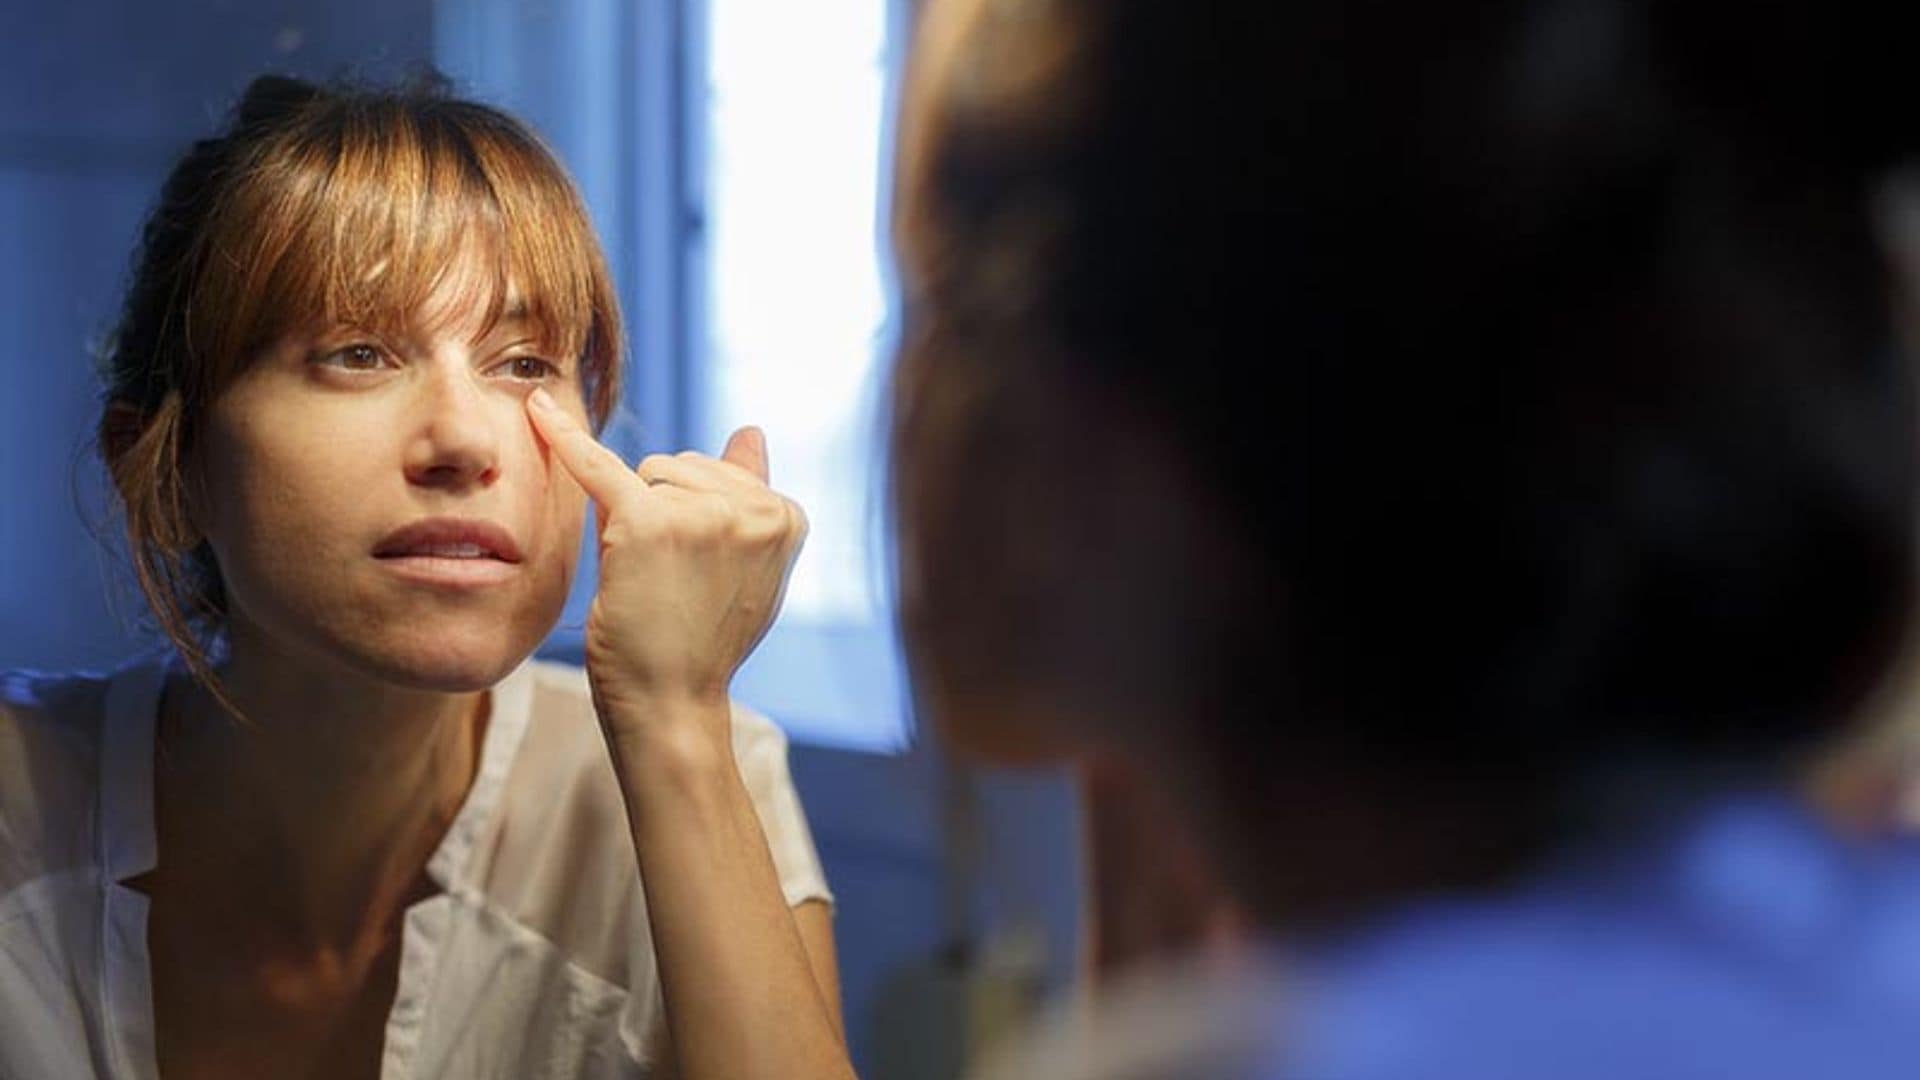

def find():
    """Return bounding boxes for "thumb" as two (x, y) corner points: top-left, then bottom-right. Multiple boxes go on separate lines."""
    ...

(722, 425), (770, 484)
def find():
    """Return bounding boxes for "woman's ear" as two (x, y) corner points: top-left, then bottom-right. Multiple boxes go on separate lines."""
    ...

(98, 400), (149, 506)
(100, 398), (205, 552)
(99, 401), (143, 473)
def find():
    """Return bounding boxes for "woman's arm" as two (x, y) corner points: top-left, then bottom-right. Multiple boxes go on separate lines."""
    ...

(794, 901), (847, 1024)
(646, 902), (844, 1078)
(525, 389), (856, 1080)
(608, 710), (850, 1079)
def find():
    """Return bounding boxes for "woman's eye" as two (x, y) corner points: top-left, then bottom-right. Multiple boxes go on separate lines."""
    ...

(318, 343), (388, 371)
(497, 355), (561, 381)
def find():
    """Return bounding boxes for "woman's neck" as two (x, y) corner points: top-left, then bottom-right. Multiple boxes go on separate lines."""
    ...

(143, 630), (490, 958)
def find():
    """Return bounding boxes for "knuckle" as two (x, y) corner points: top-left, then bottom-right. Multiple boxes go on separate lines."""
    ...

(680, 495), (733, 543)
(741, 493), (783, 524)
(601, 517), (641, 549)
(751, 502), (796, 547)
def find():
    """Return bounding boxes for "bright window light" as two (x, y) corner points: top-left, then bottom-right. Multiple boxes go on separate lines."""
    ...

(698, 0), (909, 751)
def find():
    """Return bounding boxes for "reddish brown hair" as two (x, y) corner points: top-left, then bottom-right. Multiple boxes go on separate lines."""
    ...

(101, 73), (623, 701)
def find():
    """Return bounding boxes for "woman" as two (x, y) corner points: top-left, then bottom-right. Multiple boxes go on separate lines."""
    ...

(0, 75), (855, 1079)
(890, 0), (1920, 1075)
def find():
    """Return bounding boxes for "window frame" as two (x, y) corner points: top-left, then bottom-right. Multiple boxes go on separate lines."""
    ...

(498, 0), (915, 753)
(679, 0), (916, 753)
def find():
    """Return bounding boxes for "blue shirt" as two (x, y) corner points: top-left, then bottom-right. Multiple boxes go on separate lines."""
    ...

(1286, 793), (1920, 1078)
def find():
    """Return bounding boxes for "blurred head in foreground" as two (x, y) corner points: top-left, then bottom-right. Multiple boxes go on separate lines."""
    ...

(891, 0), (1919, 930)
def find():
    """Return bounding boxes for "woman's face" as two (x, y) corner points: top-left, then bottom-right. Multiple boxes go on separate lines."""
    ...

(190, 253), (589, 691)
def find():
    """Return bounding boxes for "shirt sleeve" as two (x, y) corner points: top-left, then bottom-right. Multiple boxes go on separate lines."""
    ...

(728, 702), (834, 909)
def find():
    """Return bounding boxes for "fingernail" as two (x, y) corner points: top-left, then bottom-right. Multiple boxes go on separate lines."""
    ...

(528, 388), (557, 412)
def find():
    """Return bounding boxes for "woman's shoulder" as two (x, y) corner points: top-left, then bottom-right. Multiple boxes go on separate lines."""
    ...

(1, 653), (167, 782)
(1, 663), (117, 733)
(0, 662), (123, 798)
(0, 660), (134, 906)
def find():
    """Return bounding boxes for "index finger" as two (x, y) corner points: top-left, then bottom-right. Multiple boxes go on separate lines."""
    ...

(526, 388), (644, 513)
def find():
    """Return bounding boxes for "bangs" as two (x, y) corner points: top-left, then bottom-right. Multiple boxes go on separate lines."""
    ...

(187, 94), (621, 424)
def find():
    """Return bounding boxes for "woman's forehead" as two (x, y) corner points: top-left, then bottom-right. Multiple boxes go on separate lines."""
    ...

(412, 254), (532, 334)
(323, 244), (557, 344)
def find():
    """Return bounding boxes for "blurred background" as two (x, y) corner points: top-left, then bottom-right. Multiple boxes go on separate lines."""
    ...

(0, 1), (1079, 1075)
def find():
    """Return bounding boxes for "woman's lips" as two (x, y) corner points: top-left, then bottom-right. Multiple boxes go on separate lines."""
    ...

(376, 553), (522, 588)
(374, 517), (525, 587)
(375, 517), (524, 558)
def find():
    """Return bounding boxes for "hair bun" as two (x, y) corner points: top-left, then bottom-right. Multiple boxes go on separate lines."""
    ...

(234, 74), (321, 129)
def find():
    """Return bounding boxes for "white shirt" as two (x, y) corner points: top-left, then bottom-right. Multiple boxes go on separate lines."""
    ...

(0, 654), (832, 1080)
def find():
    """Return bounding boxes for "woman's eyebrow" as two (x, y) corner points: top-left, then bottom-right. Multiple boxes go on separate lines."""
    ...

(483, 299), (545, 341)
(469, 297), (534, 339)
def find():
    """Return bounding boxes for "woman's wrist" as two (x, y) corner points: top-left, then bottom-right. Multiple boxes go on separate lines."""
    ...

(598, 695), (740, 798)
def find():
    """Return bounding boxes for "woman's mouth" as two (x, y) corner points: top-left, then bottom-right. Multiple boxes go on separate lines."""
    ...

(374, 518), (525, 587)
(375, 551), (522, 588)
(394, 542), (495, 559)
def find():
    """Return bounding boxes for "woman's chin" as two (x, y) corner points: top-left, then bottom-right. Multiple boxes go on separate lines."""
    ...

(343, 626), (547, 694)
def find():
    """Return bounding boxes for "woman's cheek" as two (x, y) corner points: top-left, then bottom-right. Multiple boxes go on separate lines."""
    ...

(545, 446), (590, 538)
(538, 473), (589, 581)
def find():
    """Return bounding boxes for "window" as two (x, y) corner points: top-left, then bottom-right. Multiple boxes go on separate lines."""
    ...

(441, 0), (912, 751)
(691, 0), (910, 751)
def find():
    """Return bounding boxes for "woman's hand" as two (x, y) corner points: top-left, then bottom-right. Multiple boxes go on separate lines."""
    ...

(525, 389), (852, 1080)
(525, 388), (807, 740)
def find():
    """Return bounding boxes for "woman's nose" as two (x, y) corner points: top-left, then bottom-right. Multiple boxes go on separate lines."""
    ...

(403, 365), (501, 490)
